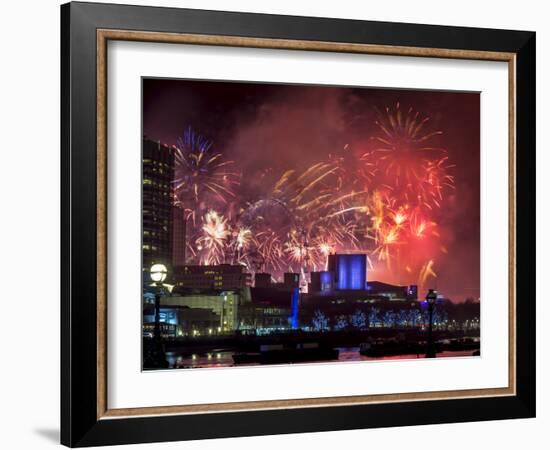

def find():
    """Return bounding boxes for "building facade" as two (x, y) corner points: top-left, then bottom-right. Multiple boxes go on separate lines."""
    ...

(309, 271), (335, 294)
(328, 254), (367, 290)
(238, 304), (292, 333)
(254, 272), (272, 288)
(162, 291), (243, 332)
(174, 264), (252, 291)
(142, 138), (175, 274)
(171, 206), (187, 268)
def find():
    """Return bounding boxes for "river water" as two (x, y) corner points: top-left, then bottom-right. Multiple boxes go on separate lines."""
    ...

(165, 347), (477, 369)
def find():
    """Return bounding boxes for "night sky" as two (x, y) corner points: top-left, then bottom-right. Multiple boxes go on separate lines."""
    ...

(143, 78), (480, 302)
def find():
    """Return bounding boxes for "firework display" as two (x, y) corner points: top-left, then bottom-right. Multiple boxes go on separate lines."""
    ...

(168, 103), (454, 294)
(143, 79), (481, 302)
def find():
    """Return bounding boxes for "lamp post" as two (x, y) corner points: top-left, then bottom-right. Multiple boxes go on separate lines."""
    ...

(425, 289), (437, 358)
(143, 263), (170, 370)
(150, 263), (168, 342)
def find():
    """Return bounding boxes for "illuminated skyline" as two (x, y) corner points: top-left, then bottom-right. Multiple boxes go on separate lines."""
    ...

(143, 79), (480, 301)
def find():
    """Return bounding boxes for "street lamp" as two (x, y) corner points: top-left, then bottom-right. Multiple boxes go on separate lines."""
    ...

(150, 263), (167, 342)
(150, 263), (167, 283)
(142, 263), (170, 370)
(425, 289), (437, 358)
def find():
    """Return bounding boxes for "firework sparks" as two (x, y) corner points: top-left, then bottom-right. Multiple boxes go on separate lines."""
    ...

(197, 210), (230, 265)
(255, 230), (284, 272)
(317, 241), (334, 256)
(363, 103), (453, 211)
(236, 227), (252, 250)
(392, 209), (407, 226)
(285, 240), (305, 264)
(173, 126), (240, 223)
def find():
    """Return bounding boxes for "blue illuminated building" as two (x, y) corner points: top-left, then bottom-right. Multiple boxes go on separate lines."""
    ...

(320, 271), (333, 291)
(328, 254), (367, 290)
(289, 287), (300, 329)
(310, 271), (334, 293)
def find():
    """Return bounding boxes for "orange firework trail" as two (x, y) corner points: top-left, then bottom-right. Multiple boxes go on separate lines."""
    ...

(239, 158), (370, 274)
(254, 230), (284, 272)
(418, 259), (437, 291)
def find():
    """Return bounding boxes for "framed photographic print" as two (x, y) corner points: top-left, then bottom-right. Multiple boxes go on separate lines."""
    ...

(61, 1), (536, 447)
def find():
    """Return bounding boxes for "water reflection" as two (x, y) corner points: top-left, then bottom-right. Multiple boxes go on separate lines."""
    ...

(165, 347), (476, 369)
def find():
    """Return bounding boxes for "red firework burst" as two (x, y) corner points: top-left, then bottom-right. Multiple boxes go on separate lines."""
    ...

(363, 103), (453, 210)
